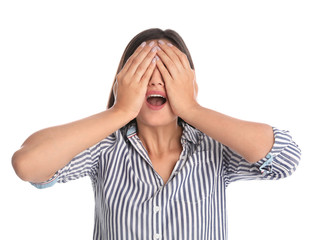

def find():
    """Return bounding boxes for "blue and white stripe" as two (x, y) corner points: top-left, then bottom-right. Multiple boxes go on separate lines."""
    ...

(31, 123), (301, 240)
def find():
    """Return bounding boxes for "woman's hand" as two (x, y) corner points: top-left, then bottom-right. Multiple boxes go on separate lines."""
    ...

(155, 41), (199, 119)
(113, 41), (158, 119)
(11, 42), (159, 183)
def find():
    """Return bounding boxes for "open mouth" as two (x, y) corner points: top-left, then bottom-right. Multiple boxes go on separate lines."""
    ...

(146, 92), (167, 110)
(147, 94), (166, 106)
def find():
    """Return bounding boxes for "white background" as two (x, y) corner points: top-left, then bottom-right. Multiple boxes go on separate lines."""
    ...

(1, 0), (315, 239)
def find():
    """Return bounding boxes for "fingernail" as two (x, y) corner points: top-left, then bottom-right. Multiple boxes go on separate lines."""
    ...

(149, 41), (155, 47)
(167, 43), (173, 47)
(140, 41), (146, 48)
(152, 57), (157, 64)
(158, 40), (165, 45)
(155, 56), (160, 61)
(151, 46), (159, 52)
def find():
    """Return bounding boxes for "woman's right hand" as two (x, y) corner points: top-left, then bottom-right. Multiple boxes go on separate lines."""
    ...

(112, 41), (158, 119)
(11, 41), (159, 183)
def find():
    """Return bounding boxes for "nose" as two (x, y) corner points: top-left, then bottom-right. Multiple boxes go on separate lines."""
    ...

(148, 67), (164, 87)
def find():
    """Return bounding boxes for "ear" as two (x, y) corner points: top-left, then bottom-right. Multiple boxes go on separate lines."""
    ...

(193, 70), (198, 98)
(113, 80), (118, 102)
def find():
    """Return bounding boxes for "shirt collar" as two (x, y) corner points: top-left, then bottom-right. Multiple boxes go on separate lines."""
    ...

(122, 121), (204, 146)
(180, 122), (204, 146)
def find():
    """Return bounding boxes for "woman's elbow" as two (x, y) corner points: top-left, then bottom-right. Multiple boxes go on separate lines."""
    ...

(11, 148), (44, 182)
(12, 149), (32, 181)
(12, 148), (57, 183)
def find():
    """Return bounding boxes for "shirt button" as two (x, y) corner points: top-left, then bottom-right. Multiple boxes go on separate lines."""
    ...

(154, 233), (161, 239)
(154, 206), (160, 213)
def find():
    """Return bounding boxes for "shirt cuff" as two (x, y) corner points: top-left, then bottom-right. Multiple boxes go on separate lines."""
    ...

(256, 127), (300, 177)
(30, 173), (59, 189)
(259, 153), (274, 174)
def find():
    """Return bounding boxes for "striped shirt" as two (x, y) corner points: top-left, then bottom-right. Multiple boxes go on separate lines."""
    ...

(31, 122), (301, 239)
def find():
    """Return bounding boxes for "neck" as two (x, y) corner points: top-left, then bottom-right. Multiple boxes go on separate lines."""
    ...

(137, 121), (183, 157)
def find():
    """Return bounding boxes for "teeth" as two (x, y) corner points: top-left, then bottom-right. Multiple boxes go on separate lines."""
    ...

(147, 94), (166, 99)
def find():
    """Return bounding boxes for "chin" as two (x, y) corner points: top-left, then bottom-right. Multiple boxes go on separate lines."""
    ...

(136, 101), (178, 127)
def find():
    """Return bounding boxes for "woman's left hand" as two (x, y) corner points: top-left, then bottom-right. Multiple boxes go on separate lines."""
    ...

(156, 40), (199, 119)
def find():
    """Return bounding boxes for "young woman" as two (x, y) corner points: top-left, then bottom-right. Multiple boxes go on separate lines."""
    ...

(12, 28), (301, 240)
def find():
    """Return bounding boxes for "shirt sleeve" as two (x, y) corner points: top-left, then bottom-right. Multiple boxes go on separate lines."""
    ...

(223, 127), (301, 185)
(30, 134), (116, 189)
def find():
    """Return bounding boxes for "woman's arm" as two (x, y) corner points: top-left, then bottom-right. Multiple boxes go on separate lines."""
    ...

(12, 109), (132, 183)
(12, 41), (158, 183)
(181, 106), (274, 163)
(156, 41), (273, 163)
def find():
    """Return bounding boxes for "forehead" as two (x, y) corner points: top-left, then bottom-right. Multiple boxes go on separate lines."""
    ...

(145, 38), (172, 44)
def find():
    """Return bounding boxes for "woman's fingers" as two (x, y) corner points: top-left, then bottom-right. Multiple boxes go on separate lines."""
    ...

(133, 45), (159, 81)
(155, 56), (173, 83)
(121, 41), (147, 74)
(126, 41), (157, 78)
(157, 40), (182, 69)
(140, 56), (158, 87)
(168, 44), (191, 69)
(155, 47), (178, 79)
(157, 40), (191, 70)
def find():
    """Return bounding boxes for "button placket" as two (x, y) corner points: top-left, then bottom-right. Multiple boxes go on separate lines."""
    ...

(154, 233), (161, 239)
(153, 184), (163, 240)
(154, 205), (161, 213)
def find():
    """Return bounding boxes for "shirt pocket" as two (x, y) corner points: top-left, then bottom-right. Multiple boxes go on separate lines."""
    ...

(172, 154), (215, 204)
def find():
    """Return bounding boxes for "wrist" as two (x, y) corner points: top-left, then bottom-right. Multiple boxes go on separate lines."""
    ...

(110, 105), (137, 123)
(179, 102), (202, 123)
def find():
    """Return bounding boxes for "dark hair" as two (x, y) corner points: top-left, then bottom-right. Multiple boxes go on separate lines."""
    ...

(107, 28), (195, 109)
